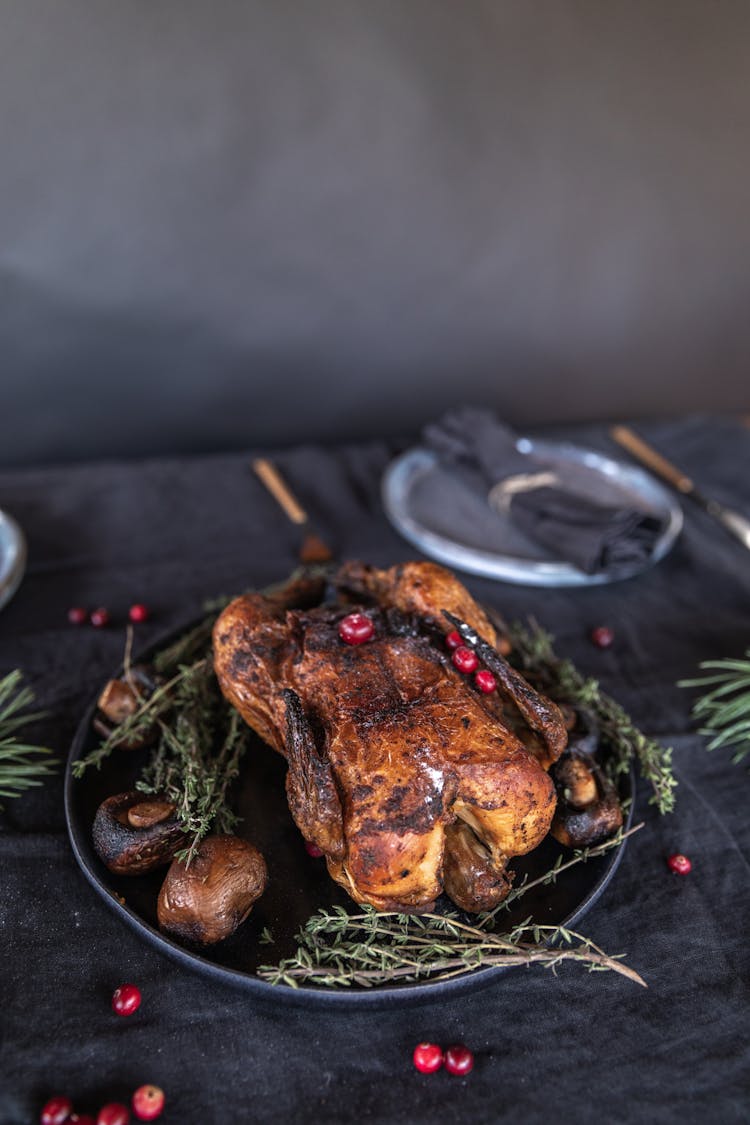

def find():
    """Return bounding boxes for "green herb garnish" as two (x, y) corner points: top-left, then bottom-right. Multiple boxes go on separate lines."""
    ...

(73, 568), (329, 859)
(258, 825), (645, 989)
(0, 670), (56, 801)
(680, 650), (750, 764)
(72, 628), (250, 863)
(507, 619), (676, 814)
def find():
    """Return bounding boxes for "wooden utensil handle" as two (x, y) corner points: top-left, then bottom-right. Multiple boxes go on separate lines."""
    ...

(610, 426), (694, 493)
(252, 459), (308, 524)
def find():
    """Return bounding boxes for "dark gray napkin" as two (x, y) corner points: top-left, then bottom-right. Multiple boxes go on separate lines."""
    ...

(423, 407), (662, 575)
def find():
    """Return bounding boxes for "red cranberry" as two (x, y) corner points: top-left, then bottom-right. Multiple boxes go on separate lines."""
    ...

(304, 840), (324, 858)
(452, 646), (478, 674)
(41, 1097), (73, 1125)
(131, 1085), (165, 1121)
(590, 625), (614, 649)
(338, 613), (375, 645)
(97, 1106), (130, 1125)
(90, 608), (110, 628)
(444, 1043), (474, 1076)
(67, 607), (88, 626)
(474, 670), (496, 694)
(667, 853), (692, 875)
(128, 604), (150, 624)
(112, 983), (142, 1016)
(412, 1042), (444, 1074)
(445, 630), (462, 650)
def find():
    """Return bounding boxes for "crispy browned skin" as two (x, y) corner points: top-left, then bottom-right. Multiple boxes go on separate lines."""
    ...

(213, 561), (566, 913)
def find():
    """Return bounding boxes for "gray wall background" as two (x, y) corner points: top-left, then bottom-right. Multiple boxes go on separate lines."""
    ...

(1, 1), (749, 467)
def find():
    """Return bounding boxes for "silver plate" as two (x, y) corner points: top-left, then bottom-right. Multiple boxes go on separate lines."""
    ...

(0, 509), (27, 610)
(382, 439), (683, 587)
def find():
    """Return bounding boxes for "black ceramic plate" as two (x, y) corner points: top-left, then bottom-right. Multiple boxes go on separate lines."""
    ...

(65, 628), (634, 1009)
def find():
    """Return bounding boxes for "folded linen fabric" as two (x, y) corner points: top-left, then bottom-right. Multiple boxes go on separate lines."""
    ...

(422, 407), (662, 575)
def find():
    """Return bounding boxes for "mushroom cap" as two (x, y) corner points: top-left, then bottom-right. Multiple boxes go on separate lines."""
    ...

(157, 834), (268, 945)
(92, 790), (187, 875)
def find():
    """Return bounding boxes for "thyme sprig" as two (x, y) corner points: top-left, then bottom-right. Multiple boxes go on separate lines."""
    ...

(71, 664), (191, 776)
(258, 910), (645, 990)
(152, 615), (216, 676)
(0, 670), (56, 801)
(507, 619), (676, 814)
(73, 631), (250, 863)
(141, 701), (249, 866)
(679, 650), (750, 764)
(480, 821), (643, 925)
(258, 823), (645, 989)
(73, 568), (329, 859)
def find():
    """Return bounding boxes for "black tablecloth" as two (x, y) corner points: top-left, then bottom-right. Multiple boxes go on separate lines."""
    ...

(2, 417), (749, 1124)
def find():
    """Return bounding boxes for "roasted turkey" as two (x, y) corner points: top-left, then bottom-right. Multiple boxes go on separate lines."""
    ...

(213, 561), (569, 913)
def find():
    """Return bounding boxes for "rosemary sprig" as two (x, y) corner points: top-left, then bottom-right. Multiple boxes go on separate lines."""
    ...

(0, 670), (56, 801)
(679, 650), (750, 765)
(508, 619), (676, 814)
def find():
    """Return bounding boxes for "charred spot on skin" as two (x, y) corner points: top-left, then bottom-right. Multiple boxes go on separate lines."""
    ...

(228, 649), (255, 680)
(467, 795), (513, 812)
(461, 716), (471, 729)
(302, 630), (336, 655)
(353, 844), (380, 874)
(350, 784), (374, 802)
(382, 785), (411, 814)
(360, 799), (441, 833)
(265, 637), (291, 662)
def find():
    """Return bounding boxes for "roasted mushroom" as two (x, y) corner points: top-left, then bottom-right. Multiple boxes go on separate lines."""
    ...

(550, 752), (623, 848)
(157, 835), (268, 945)
(93, 790), (187, 875)
(93, 665), (160, 749)
(549, 707), (623, 848)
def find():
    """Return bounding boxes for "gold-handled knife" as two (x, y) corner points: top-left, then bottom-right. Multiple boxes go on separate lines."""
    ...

(610, 425), (750, 550)
(252, 459), (334, 563)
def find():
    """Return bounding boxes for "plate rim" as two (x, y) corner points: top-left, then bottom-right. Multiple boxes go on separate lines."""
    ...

(64, 617), (636, 1009)
(382, 440), (683, 587)
(0, 509), (27, 611)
